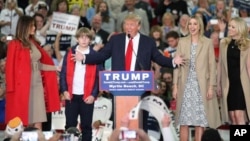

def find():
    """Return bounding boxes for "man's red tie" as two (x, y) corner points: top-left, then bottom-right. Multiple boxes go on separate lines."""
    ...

(125, 38), (133, 70)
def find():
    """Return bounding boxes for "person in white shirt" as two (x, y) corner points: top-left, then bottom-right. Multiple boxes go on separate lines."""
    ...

(164, 31), (179, 58)
(92, 93), (113, 141)
(0, 0), (23, 36)
(60, 27), (103, 141)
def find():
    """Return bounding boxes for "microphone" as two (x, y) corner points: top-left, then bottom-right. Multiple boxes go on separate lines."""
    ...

(127, 34), (131, 39)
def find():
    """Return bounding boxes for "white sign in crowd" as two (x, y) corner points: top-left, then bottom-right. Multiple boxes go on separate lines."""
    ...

(50, 12), (80, 35)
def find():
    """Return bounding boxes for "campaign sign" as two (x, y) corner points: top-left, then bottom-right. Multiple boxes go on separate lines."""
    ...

(99, 71), (154, 96)
(233, 0), (250, 13)
(46, 34), (71, 51)
(50, 12), (80, 35)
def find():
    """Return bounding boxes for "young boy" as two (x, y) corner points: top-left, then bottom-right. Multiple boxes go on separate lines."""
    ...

(60, 27), (103, 141)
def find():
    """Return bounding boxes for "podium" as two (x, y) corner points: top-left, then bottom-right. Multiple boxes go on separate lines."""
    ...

(99, 71), (154, 129)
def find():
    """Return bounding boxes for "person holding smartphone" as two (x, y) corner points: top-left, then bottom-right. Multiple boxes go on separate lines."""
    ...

(109, 114), (151, 141)
(109, 113), (174, 141)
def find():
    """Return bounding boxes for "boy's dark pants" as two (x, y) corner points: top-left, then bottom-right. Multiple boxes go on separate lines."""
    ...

(65, 95), (94, 141)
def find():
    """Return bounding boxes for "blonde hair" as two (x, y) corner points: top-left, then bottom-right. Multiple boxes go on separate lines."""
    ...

(75, 27), (93, 40)
(162, 12), (175, 27)
(225, 17), (250, 51)
(186, 16), (204, 37)
(123, 13), (142, 25)
(70, 4), (81, 13)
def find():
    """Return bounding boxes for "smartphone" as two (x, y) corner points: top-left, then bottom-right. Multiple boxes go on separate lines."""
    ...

(119, 130), (137, 140)
(210, 19), (218, 25)
(43, 131), (53, 140)
(6, 35), (13, 41)
(60, 134), (72, 141)
(21, 131), (38, 141)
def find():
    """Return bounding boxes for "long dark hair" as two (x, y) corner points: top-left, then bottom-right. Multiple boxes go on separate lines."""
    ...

(15, 16), (37, 48)
(56, 0), (69, 13)
(96, 1), (110, 23)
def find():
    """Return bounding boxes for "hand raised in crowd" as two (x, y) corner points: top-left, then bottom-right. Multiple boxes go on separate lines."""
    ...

(135, 129), (151, 141)
(108, 128), (120, 141)
(108, 113), (151, 141)
(120, 113), (130, 128)
(48, 133), (62, 141)
(218, 20), (226, 32)
(56, 31), (62, 42)
(93, 43), (104, 51)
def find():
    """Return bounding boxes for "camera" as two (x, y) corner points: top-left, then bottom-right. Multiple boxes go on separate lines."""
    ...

(6, 35), (13, 41)
(43, 131), (53, 140)
(119, 130), (137, 140)
(210, 19), (218, 25)
(21, 131), (53, 141)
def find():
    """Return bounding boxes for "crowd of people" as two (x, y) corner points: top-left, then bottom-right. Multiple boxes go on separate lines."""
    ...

(0, 0), (249, 141)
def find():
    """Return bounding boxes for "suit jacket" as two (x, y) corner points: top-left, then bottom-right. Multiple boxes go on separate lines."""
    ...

(116, 9), (149, 35)
(85, 33), (174, 70)
(173, 35), (221, 128)
(5, 39), (60, 125)
(217, 38), (250, 123)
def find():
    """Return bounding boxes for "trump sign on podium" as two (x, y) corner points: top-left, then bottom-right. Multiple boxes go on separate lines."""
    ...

(99, 71), (154, 96)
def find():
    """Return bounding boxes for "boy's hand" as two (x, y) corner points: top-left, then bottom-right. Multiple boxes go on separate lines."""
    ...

(84, 95), (95, 104)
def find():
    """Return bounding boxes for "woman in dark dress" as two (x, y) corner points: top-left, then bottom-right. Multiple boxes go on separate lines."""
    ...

(217, 17), (250, 125)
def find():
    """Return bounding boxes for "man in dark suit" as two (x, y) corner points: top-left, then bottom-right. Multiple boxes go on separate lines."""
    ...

(79, 14), (184, 70)
(73, 13), (185, 131)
